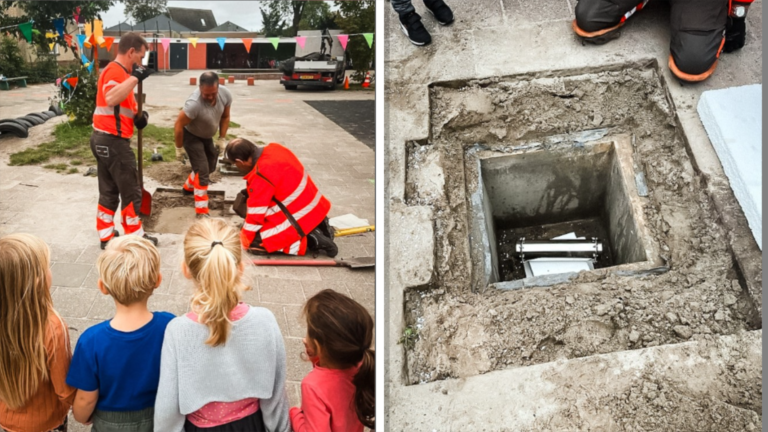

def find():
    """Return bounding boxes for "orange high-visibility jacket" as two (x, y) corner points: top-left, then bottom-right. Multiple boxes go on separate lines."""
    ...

(92, 62), (137, 138)
(241, 143), (331, 255)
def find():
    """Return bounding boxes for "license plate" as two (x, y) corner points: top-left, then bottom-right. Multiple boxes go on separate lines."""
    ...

(300, 75), (315, 80)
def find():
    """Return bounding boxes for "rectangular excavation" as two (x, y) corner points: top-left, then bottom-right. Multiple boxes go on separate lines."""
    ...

(143, 188), (230, 234)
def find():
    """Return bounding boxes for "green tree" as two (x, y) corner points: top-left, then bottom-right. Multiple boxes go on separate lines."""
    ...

(334, 0), (374, 81)
(298, 2), (337, 31)
(0, 1), (115, 51)
(123, 0), (167, 24)
(259, 2), (287, 37)
(0, 35), (25, 78)
(260, 1), (311, 37)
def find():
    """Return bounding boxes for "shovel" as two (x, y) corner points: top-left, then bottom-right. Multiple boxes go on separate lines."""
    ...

(252, 256), (375, 269)
(137, 80), (152, 216)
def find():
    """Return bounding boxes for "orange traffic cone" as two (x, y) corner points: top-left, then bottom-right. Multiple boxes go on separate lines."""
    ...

(344, 76), (349, 90)
(362, 72), (371, 88)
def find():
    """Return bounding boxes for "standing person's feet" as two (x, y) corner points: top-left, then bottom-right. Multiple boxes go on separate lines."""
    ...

(399, 11), (432, 46)
(142, 233), (159, 246)
(100, 230), (120, 250)
(424, 0), (454, 25)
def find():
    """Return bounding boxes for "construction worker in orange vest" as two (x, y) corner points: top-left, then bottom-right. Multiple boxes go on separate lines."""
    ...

(174, 71), (232, 218)
(572, 0), (754, 82)
(91, 32), (157, 249)
(224, 138), (338, 257)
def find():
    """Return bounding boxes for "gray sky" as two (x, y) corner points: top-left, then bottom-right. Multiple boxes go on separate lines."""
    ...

(101, 1), (294, 32)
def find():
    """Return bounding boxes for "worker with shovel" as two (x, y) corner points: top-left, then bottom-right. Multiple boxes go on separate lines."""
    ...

(174, 71), (232, 218)
(224, 138), (338, 257)
(91, 33), (157, 249)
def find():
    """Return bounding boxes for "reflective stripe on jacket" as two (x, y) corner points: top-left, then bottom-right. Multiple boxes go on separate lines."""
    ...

(241, 143), (330, 253)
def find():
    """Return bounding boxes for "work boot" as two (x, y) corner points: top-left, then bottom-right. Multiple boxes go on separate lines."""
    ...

(307, 228), (338, 258)
(182, 188), (194, 196)
(142, 233), (159, 247)
(424, 0), (454, 26)
(399, 11), (431, 46)
(100, 230), (120, 250)
(196, 213), (210, 220)
(317, 217), (335, 239)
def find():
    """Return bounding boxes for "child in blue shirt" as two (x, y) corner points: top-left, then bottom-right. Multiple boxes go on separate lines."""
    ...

(67, 235), (173, 431)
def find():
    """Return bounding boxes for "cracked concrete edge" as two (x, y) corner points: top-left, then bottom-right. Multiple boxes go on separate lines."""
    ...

(386, 84), (431, 202)
(387, 330), (762, 431)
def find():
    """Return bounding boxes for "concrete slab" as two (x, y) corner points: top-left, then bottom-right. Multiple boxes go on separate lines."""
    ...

(50, 262), (92, 288)
(698, 84), (762, 249)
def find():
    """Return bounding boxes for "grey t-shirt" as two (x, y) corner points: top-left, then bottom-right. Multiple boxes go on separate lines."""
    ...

(183, 85), (232, 139)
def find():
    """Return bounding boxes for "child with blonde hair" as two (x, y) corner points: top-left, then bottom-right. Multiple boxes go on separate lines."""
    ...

(290, 289), (375, 432)
(0, 233), (76, 432)
(154, 218), (290, 432)
(66, 235), (173, 431)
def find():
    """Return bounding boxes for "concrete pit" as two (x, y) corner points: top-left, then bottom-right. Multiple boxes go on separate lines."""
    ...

(142, 188), (231, 234)
(400, 62), (761, 394)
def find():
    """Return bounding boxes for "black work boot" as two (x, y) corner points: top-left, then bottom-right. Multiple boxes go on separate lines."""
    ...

(424, 0), (454, 25)
(100, 230), (120, 250)
(307, 228), (338, 258)
(142, 233), (159, 247)
(399, 11), (431, 46)
(317, 217), (336, 240)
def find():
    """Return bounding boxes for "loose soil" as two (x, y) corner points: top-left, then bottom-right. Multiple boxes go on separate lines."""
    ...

(142, 189), (234, 234)
(401, 60), (762, 423)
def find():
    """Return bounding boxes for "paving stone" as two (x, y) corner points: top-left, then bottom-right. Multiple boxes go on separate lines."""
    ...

(275, 266), (322, 281)
(81, 266), (100, 289)
(259, 278), (307, 305)
(49, 243), (86, 263)
(51, 263), (93, 288)
(152, 270), (177, 295)
(75, 244), (103, 264)
(283, 305), (307, 338)
(148, 294), (190, 317)
(168, 270), (195, 296)
(302, 279), (351, 299)
(503, 0), (573, 24)
(87, 295), (116, 320)
(52, 287), (100, 319)
(285, 337), (314, 382)
(346, 282), (376, 315)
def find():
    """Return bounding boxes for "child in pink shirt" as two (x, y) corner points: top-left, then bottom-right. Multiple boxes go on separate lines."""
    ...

(289, 290), (375, 432)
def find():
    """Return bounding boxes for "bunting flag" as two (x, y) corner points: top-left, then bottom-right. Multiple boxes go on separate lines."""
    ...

(268, 37), (279, 50)
(363, 33), (373, 48)
(54, 18), (65, 38)
(242, 38), (252, 53)
(56, 78), (61, 86)
(76, 34), (86, 50)
(93, 19), (105, 46)
(103, 36), (114, 51)
(161, 38), (170, 52)
(80, 53), (89, 65)
(73, 6), (81, 24)
(188, 37), (198, 48)
(64, 34), (73, 47)
(66, 77), (78, 88)
(18, 22), (33, 42)
(83, 21), (92, 48)
(46, 32), (55, 51)
(87, 62), (94, 73)
(295, 36), (306, 49)
(62, 80), (71, 90)
(216, 37), (226, 50)
(337, 34), (349, 50)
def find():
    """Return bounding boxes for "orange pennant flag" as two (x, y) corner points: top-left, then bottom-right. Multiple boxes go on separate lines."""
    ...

(84, 22), (93, 48)
(242, 38), (253, 53)
(67, 77), (78, 88)
(103, 36), (114, 51)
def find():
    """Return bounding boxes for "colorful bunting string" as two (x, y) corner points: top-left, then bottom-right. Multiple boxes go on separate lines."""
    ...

(161, 38), (170, 52)
(242, 38), (252, 53)
(216, 37), (226, 50)
(268, 37), (280, 50)
(188, 37), (198, 48)
(336, 34), (348, 50)
(295, 36), (306, 49)
(363, 33), (373, 48)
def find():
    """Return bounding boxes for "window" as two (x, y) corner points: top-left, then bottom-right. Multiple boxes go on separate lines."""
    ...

(201, 18), (206, 26)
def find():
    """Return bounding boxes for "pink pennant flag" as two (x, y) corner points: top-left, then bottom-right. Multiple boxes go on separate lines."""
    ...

(295, 36), (306, 49)
(337, 34), (348, 51)
(161, 38), (170, 52)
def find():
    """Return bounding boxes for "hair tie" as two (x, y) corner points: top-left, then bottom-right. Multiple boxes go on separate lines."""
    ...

(211, 241), (223, 249)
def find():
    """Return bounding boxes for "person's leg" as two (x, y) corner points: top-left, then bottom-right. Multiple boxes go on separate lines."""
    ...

(202, 136), (219, 184)
(573, 0), (649, 43)
(109, 136), (151, 242)
(667, 0), (728, 82)
(91, 133), (120, 246)
(182, 129), (210, 216)
(391, 0), (415, 15)
(423, 0), (454, 25)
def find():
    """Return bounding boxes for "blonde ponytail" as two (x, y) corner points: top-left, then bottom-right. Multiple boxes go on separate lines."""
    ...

(183, 219), (246, 346)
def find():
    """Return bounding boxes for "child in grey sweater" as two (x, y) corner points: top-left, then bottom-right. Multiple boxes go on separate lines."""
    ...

(154, 218), (290, 432)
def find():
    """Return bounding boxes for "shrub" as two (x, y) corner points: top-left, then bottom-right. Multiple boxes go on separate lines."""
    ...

(58, 64), (98, 125)
(0, 35), (26, 78)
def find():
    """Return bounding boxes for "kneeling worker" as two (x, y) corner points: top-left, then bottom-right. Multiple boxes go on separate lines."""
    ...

(224, 138), (338, 257)
(174, 71), (232, 217)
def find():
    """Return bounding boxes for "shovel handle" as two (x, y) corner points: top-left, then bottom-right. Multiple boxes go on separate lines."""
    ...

(252, 259), (338, 267)
(137, 80), (143, 189)
(334, 225), (375, 237)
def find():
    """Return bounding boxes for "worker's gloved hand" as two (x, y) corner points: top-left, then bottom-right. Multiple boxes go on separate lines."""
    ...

(724, 1), (750, 53)
(133, 111), (149, 129)
(215, 136), (227, 154)
(175, 146), (186, 162)
(131, 64), (153, 82)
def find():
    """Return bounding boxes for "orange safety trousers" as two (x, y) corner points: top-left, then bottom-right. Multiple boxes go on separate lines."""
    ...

(183, 172), (209, 215)
(96, 202), (144, 242)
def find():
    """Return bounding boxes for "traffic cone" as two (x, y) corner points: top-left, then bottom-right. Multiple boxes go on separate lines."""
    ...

(362, 71), (371, 88)
(344, 76), (349, 90)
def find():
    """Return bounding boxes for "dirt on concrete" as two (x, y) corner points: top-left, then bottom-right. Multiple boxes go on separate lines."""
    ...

(401, 60), (762, 413)
(145, 161), (223, 187)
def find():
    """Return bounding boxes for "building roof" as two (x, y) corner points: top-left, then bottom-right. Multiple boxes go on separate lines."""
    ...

(104, 22), (137, 32)
(208, 21), (249, 32)
(105, 15), (192, 33)
(167, 7), (218, 32)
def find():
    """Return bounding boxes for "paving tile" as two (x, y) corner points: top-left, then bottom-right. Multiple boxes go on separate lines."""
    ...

(346, 282), (376, 315)
(503, 0), (573, 24)
(75, 244), (103, 265)
(301, 279), (351, 299)
(49, 243), (87, 263)
(51, 263), (93, 288)
(168, 270), (195, 296)
(153, 270), (177, 295)
(87, 295), (116, 320)
(285, 337), (313, 382)
(275, 266), (322, 281)
(148, 294), (190, 317)
(53, 287), (100, 319)
(283, 305), (307, 338)
(259, 278), (307, 305)
(81, 266), (100, 289)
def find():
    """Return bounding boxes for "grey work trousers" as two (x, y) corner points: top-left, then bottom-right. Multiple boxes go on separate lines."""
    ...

(90, 131), (142, 213)
(182, 128), (218, 187)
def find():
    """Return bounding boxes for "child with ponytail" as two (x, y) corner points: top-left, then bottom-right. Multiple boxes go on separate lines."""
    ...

(290, 289), (375, 432)
(0, 234), (76, 432)
(154, 218), (290, 432)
